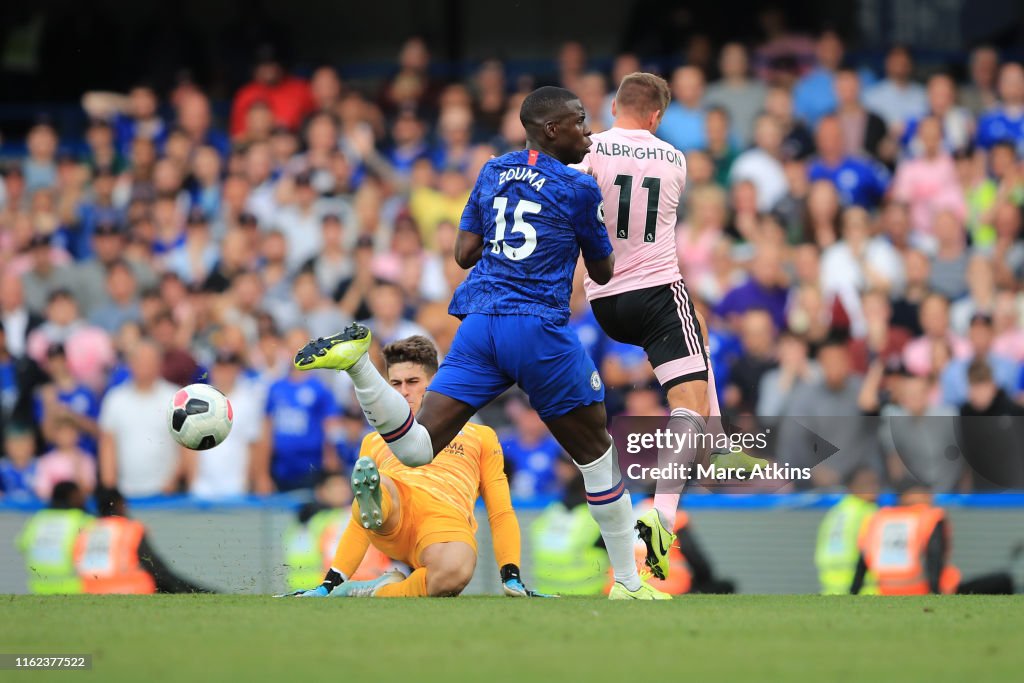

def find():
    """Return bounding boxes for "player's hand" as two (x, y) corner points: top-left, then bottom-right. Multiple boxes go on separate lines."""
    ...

(274, 585), (331, 598)
(500, 564), (558, 598)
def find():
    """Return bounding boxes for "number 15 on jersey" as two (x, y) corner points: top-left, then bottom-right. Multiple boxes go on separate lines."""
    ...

(491, 197), (540, 261)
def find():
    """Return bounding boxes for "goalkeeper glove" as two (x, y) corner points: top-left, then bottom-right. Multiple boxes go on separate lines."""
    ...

(500, 563), (557, 598)
(274, 568), (344, 598)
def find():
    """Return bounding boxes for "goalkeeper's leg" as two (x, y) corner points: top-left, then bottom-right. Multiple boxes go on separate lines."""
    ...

(374, 542), (477, 597)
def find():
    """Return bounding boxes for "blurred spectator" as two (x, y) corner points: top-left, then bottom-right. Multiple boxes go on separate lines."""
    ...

(230, 46), (315, 139)
(863, 46), (927, 133)
(274, 170), (335, 271)
(902, 293), (971, 377)
(892, 117), (967, 241)
(959, 46), (1001, 116)
(81, 84), (167, 159)
(820, 206), (904, 332)
(871, 369), (960, 492)
(35, 344), (100, 456)
(273, 271), (350, 340)
(23, 123), (59, 194)
(781, 337), (880, 489)
(725, 309), (778, 414)
(501, 396), (565, 499)
(960, 360), (1024, 417)
(940, 313), (1020, 407)
(21, 234), (76, 314)
(98, 340), (179, 497)
(715, 244), (790, 331)
(33, 415), (95, 501)
(848, 290), (912, 374)
(360, 280), (429, 347)
(803, 179), (841, 247)
(379, 36), (441, 116)
(705, 107), (739, 185)
(1, 272), (42, 358)
(658, 66), (706, 152)
(677, 184), (727, 288)
(757, 331), (820, 417)
(26, 290), (90, 362)
(386, 110), (432, 178)
(704, 43), (766, 145)
(902, 74), (974, 156)
(257, 328), (341, 493)
(890, 249), (930, 335)
(556, 41), (587, 91)
(928, 211), (970, 300)
(473, 59), (508, 138)
(164, 209), (219, 285)
(976, 62), (1024, 154)
(409, 165), (471, 250)
(834, 67), (889, 162)
(176, 91), (230, 159)
(986, 202), (1024, 290)
(89, 260), (142, 334)
(950, 255), (998, 334)
(0, 425), (37, 502)
(992, 291), (1024, 363)
(183, 352), (266, 499)
(303, 214), (354, 296)
(764, 86), (814, 161)
(729, 113), (789, 212)
(793, 30), (843, 126)
(809, 116), (890, 209)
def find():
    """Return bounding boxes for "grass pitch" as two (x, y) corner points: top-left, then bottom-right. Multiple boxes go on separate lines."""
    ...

(2, 595), (1021, 682)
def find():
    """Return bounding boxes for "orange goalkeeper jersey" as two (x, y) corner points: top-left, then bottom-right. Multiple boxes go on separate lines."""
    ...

(332, 422), (521, 576)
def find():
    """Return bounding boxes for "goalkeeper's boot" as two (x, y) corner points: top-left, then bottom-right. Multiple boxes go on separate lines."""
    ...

(608, 573), (672, 600)
(635, 508), (675, 580)
(710, 450), (769, 476)
(293, 323), (372, 372)
(332, 570), (405, 598)
(352, 456), (384, 530)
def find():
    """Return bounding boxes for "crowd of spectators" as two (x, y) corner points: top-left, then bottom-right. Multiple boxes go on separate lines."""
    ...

(1, 32), (1023, 504)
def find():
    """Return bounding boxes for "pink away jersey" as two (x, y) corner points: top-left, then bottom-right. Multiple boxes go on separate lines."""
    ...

(579, 127), (687, 300)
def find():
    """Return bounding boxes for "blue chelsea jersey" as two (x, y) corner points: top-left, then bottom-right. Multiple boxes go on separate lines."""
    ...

(449, 150), (613, 325)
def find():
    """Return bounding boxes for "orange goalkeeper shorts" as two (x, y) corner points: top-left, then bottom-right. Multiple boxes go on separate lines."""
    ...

(353, 475), (477, 568)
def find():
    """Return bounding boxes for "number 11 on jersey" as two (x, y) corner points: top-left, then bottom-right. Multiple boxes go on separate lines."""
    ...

(612, 174), (661, 243)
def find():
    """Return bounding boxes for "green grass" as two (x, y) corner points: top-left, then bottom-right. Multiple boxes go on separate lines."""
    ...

(2, 595), (1021, 682)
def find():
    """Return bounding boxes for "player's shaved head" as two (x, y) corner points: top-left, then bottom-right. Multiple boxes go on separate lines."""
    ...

(615, 72), (670, 121)
(518, 86), (591, 164)
(383, 335), (439, 376)
(519, 86), (580, 132)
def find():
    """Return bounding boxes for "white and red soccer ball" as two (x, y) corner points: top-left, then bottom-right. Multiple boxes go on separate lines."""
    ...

(166, 383), (234, 450)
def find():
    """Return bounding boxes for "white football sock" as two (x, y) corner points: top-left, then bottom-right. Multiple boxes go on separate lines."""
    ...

(347, 355), (433, 466)
(577, 442), (641, 591)
(651, 407), (706, 525)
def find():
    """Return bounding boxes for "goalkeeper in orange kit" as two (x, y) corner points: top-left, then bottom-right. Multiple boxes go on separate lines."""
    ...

(281, 336), (547, 598)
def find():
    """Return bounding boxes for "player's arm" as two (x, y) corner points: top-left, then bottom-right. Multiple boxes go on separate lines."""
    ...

(573, 178), (615, 285)
(478, 427), (522, 570)
(455, 229), (485, 269)
(478, 428), (554, 597)
(454, 163), (488, 269)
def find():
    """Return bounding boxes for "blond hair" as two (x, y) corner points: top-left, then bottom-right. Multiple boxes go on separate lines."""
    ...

(615, 72), (671, 121)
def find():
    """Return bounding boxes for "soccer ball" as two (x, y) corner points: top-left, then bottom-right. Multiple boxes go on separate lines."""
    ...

(167, 383), (233, 450)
